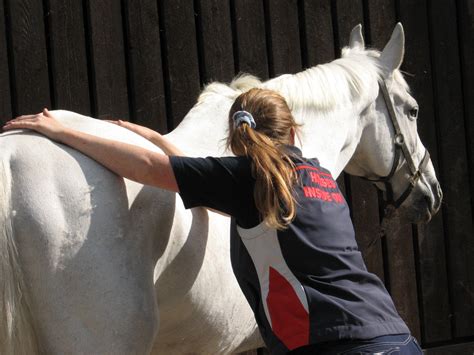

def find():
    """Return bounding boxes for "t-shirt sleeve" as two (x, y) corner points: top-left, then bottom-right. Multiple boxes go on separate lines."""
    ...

(169, 155), (254, 217)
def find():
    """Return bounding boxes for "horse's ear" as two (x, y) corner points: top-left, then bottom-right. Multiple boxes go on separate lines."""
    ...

(379, 23), (405, 74)
(349, 24), (365, 49)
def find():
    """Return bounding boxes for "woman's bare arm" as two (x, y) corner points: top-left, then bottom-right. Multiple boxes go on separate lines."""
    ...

(3, 109), (179, 192)
(107, 120), (184, 156)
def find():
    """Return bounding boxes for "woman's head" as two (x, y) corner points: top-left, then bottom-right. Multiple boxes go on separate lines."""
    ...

(227, 88), (298, 154)
(226, 88), (300, 230)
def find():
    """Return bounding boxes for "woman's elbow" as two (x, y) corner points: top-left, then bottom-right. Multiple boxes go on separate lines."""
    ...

(144, 154), (179, 192)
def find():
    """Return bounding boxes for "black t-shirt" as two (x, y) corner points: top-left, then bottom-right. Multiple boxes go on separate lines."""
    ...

(169, 147), (409, 354)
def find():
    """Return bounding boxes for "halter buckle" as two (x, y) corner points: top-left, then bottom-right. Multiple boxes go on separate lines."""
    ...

(394, 133), (405, 146)
(409, 171), (421, 186)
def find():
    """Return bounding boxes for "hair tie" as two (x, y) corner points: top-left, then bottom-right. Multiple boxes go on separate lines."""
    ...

(232, 111), (256, 129)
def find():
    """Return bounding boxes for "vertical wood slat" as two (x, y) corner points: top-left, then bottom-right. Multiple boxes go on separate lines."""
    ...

(457, 0), (474, 234)
(333, 0), (363, 55)
(350, 179), (385, 281)
(232, 0), (269, 80)
(397, 0), (452, 344)
(122, 0), (167, 132)
(332, 2), (379, 273)
(333, 0), (386, 283)
(197, 0), (234, 83)
(86, 0), (128, 120)
(265, 0), (302, 76)
(0, 0), (11, 123)
(6, 0), (51, 115)
(301, 0), (348, 202)
(427, 0), (474, 338)
(301, 0), (343, 197)
(301, 0), (334, 66)
(47, 0), (90, 116)
(365, 0), (421, 341)
(158, 0), (201, 128)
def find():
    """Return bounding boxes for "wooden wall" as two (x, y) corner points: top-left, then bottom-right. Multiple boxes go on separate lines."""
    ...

(0, 0), (472, 353)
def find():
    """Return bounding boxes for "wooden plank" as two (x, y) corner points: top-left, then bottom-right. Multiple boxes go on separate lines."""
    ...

(423, 341), (474, 355)
(365, 0), (421, 340)
(397, 0), (451, 343)
(457, 0), (474, 237)
(122, 0), (167, 132)
(47, 0), (90, 115)
(198, 0), (234, 83)
(302, 0), (334, 66)
(158, 0), (201, 128)
(334, 0), (364, 55)
(6, 0), (51, 115)
(365, 0), (396, 46)
(86, 0), (129, 120)
(334, 0), (386, 283)
(384, 221), (420, 339)
(327, 0), (361, 199)
(350, 178), (385, 281)
(232, 0), (269, 80)
(0, 0), (12, 123)
(265, 0), (301, 76)
(428, 0), (474, 338)
(302, 0), (350, 209)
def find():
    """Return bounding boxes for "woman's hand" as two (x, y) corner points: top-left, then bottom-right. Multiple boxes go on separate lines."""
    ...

(2, 108), (67, 142)
(107, 120), (159, 141)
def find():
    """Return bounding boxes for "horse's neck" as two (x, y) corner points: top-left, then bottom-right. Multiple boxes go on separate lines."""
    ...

(166, 99), (365, 179)
(293, 106), (362, 178)
(165, 97), (233, 157)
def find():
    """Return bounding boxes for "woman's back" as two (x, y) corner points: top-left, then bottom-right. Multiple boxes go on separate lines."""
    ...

(170, 146), (409, 354)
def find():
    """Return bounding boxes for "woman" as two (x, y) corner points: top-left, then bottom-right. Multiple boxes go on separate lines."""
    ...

(3, 89), (422, 354)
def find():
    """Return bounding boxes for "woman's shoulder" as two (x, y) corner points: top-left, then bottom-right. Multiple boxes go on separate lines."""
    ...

(170, 155), (252, 178)
(210, 155), (253, 176)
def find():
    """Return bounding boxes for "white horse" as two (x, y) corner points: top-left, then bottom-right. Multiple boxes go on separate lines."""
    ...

(0, 24), (442, 354)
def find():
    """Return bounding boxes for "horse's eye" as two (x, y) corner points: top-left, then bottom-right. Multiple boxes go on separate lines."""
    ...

(409, 107), (419, 119)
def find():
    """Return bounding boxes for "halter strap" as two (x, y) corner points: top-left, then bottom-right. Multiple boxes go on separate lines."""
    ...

(363, 81), (431, 210)
(379, 81), (419, 177)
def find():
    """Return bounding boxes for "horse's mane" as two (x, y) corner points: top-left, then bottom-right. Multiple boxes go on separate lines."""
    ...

(197, 47), (410, 113)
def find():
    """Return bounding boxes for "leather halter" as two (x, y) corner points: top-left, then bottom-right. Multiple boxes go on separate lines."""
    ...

(363, 81), (431, 210)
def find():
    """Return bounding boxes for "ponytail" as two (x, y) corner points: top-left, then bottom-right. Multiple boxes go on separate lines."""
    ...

(227, 89), (300, 230)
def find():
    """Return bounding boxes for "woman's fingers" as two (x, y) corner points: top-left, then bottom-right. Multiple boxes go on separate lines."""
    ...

(7, 115), (38, 123)
(5, 117), (38, 125)
(7, 113), (42, 123)
(3, 119), (38, 131)
(105, 119), (127, 126)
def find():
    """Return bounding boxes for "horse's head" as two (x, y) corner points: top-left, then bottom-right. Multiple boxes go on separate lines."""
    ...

(344, 24), (442, 224)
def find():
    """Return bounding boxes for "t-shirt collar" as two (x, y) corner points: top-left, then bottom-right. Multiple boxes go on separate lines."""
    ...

(284, 145), (303, 157)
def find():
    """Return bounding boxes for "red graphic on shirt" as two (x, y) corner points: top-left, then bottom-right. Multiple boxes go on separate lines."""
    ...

(303, 186), (344, 204)
(295, 165), (344, 204)
(266, 267), (310, 350)
(309, 171), (337, 189)
(295, 165), (333, 177)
